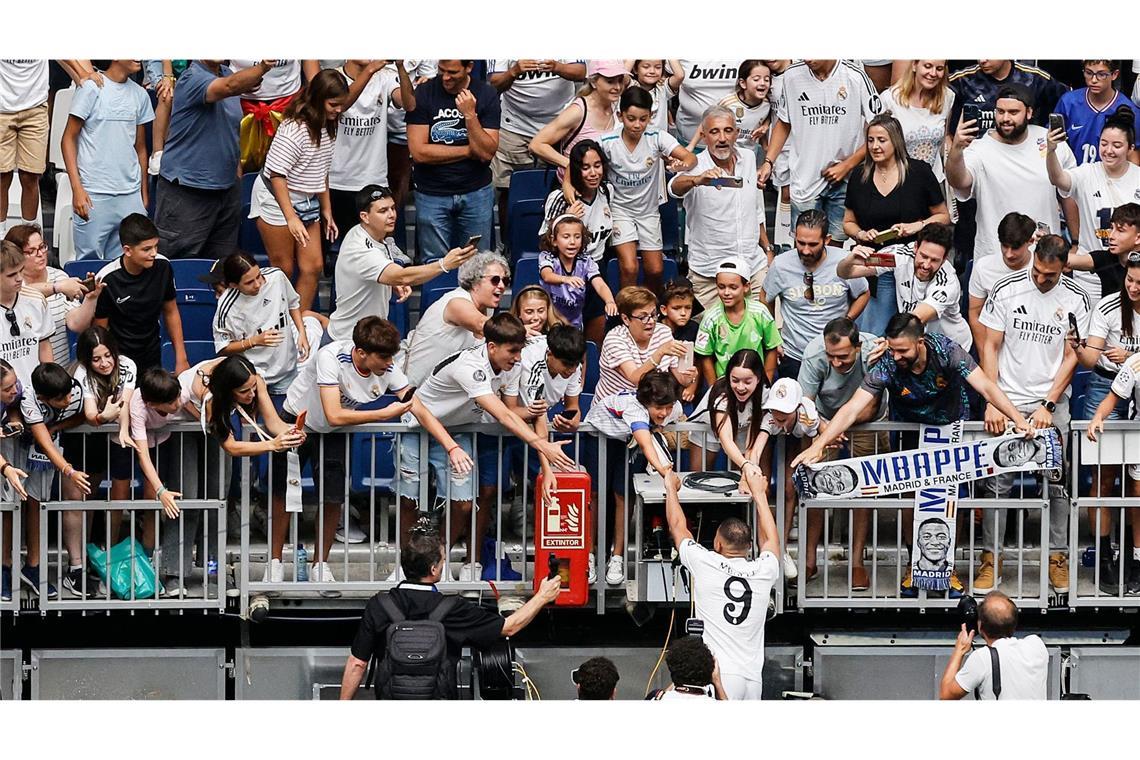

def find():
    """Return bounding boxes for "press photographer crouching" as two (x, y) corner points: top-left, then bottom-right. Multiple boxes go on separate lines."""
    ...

(339, 522), (560, 700)
(939, 591), (1048, 700)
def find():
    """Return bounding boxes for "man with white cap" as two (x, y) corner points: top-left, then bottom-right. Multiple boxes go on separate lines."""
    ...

(694, 256), (782, 390)
(670, 104), (771, 310)
(760, 208), (870, 380)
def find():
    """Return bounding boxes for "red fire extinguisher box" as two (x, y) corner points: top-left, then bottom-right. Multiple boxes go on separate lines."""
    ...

(533, 471), (592, 606)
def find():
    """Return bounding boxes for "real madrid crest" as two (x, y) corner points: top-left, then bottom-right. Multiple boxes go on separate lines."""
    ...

(837, 86), (847, 100)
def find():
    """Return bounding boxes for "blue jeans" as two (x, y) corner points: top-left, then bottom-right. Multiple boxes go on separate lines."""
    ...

(858, 269), (897, 337)
(1083, 371), (1130, 420)
(790, 179), (848, 241)
(414, 183), (494, 262)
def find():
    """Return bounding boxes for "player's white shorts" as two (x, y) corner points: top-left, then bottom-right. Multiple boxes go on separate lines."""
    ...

(720, 673), (763, 700)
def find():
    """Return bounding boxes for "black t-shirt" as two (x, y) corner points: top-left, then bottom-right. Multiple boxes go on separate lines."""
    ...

(1086, 250), (1124, 297)
(844, 158), (944, 249)
(406, 77), (502, 196)
(94, 255), (177, 371)
(350, 583), (505, 668)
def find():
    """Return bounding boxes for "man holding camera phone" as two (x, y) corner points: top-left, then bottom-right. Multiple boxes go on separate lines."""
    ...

(939, 591), (1048, 700)
(838, 221), (973, 352)
(662, 464), (780, 700)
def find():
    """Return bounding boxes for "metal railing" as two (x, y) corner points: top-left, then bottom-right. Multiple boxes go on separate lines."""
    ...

(1, 497), (18, 612)
(795, 422), (1053, 609)
(1068, 420), (1140, 607)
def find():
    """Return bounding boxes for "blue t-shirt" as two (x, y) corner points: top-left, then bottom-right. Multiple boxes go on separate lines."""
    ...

(859, 332), (977, 425)
(160, 61), (243, 190)
(1053, 88), (1140, 165)
(538, 251), (601, 328)
(70, 78), (154, 194)
(406, 76), (501, 196)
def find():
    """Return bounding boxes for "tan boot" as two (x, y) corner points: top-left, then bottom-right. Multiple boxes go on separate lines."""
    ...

(1049, 552), (1070, 593)
(974, 551), (1001, 593)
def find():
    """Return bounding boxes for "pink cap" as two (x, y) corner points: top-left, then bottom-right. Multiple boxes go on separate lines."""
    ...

(587, 60), (630, 80)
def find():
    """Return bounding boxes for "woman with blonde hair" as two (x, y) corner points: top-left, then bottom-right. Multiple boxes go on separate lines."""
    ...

(879, 60), (955, 182)
(843, 114), (950, 335)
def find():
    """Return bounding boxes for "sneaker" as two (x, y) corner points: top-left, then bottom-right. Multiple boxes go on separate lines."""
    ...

(1126, 559), (1140, 596)
(948, 572), (965, 599)
(385, 565), (406, 583)
(973, 551), (1001, 593)
(605, 555), (624, 585)
(63, 567), (94, 598)
(782, 552), (798, 581)
(1098, 555), (1121, 595)
(1048, 552), (1070, 594)
(900, 570), (917, 598)
(162, 579), (188, 599)
(587, 553), (597, 585)
(262, 558), (285, 584)
(310, 561), (341, 598)
(456, 562), (483, 582)
(335, 513), (367, 544)
(1, 567), (10, 602)
(850, 565), (870, 592)
(20, 565), (58, 599)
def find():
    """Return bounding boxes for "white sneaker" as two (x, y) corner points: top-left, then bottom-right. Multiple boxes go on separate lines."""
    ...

(588, 553), (598, 585)
(335, 514), (367, 544)
(456, 562), (483, 582)
(783, 552), (798, 581)
(262, 558), (284, 583)
(605, 555), (624, 585)
(385, 565), (406, 583)
(310, 561), (341, 598)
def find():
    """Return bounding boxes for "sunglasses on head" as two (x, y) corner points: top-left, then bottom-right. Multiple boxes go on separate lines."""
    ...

(485, 274), (511, 287)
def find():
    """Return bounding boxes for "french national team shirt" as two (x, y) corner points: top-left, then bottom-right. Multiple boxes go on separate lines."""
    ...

(979, 270), (1090, 406)
(284, 339), (409, 434)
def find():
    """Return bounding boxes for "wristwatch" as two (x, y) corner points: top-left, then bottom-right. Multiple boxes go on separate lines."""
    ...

(1040, 399), (1056, 413)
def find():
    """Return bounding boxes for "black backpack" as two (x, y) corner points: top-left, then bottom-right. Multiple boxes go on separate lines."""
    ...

(373, 594), (461, 700)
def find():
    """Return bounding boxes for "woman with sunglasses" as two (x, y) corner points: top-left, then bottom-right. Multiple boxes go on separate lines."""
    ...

(4, 224), (99, 365)
(401, 251), (512, 388)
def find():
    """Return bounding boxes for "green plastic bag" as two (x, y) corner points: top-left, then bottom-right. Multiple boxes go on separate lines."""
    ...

(86, 538), (159, 600)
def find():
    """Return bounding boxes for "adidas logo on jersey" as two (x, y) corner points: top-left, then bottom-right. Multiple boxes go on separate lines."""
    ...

(1014, 305), (1028, 315)
(798, 92), (811, 102)
(1093, 191), (1102, 198)
(974, 94), (985, 102)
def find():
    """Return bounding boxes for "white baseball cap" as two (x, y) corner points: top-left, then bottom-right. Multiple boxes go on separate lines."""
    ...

(763, 378), (803, 414)
(715, 257), (752, 282)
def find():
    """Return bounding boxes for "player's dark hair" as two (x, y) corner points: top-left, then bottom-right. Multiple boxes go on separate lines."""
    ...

(915, 222), (955, 255)
(1102, 104), (1136, 148)
(206, 356), (259, 442)
(1034, 234), (1069, 265)
(401, 519), (444, 581)
(546, 323), (586, 366)
(707, 348), (767, 450)
(636, 371), (680, 409)
(139, 367), (181, 405)
(665, 636), (715, 688)
(353, 316), (401, 357)
(484, 313), (527, 347)
(118, 213), (159, 247)
(885, 312), (924, 341)
(823, 317), (861, 347)
(574, 657), (620, 700)
(31, 362), (72, 400)
(1111, 202), (1140, 230)
(978, 591), (1018, 640)
(619, 85), (653, 113)
(997, 212), (1036, 250)
(716, 516), (751, 551)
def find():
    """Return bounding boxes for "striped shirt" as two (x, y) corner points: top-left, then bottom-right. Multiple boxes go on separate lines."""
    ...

(263, 118), (336, 194)
(539, 185), (613, 262)
(40, 267), (79, 365)
(596, 322), (676, 399)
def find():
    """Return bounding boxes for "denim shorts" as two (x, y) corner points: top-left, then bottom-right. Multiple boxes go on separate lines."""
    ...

(1083, 371), (1131, 420)
(394, 431), (476, 504)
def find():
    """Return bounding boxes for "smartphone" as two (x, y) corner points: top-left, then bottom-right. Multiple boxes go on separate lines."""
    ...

(868, 251), (896, 268)
(677, 341), (695, 372)
(961, 103), (982, 131)
(872, 229), (899, 245)
(80, 274), (97, 291)
(465, 234), (482, 248)
(558, 409), (578, 420)
(709, 176), (744, 188)
(1068, 312), (1080, 343)
(1049, 113), (1066, 137)
(0, 423), (21, 439)
(292, 410), (307, 432)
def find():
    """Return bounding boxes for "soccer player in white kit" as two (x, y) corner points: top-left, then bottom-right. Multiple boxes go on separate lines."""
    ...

(662, 462), (780, 700)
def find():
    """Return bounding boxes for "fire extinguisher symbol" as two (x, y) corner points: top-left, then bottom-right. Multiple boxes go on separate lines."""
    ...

(546, 496), (580, 534)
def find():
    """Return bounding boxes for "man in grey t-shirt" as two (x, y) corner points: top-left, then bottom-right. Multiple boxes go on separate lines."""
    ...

(796, 317), (887, 593)
(759, 210), (869, 380)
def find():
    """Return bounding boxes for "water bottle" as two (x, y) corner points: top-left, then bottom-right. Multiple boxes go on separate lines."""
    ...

(207, 558), (218, 576)
(296, 544), (309, 582)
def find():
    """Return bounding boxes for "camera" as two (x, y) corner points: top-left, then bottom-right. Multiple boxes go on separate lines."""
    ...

(957, 594), (978, 634)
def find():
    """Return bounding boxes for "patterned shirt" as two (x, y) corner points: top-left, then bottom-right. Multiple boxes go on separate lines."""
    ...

(860, 332), (977, 424)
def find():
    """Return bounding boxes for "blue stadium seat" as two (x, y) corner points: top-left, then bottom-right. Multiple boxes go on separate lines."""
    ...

(508, 198), (545, 259)
(350, 430), (396, 494)
(507, 169), (553, 208)
(513, 257), (542, 295)
(63, 259), (105, 281)
(388, 293), (409, 338)
(576, 392), (593, 418)
(170, 259), (218, 290)
(161, 340), (216, 371)
(420, 285), (454, 316)
(604, 257), (679, 296)
(660, 199), (680, 255)
(584, 341), (599, 391)
(165, 290), (217, 343)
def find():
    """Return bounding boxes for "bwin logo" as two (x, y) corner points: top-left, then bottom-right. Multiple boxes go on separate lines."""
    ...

(431, 118), (467, 145)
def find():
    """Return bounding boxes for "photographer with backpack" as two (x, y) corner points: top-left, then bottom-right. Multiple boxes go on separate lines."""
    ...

(339, 522), (561, 700)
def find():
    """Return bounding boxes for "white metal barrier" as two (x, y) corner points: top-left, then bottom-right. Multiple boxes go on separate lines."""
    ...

(1, 498), (18, 613)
